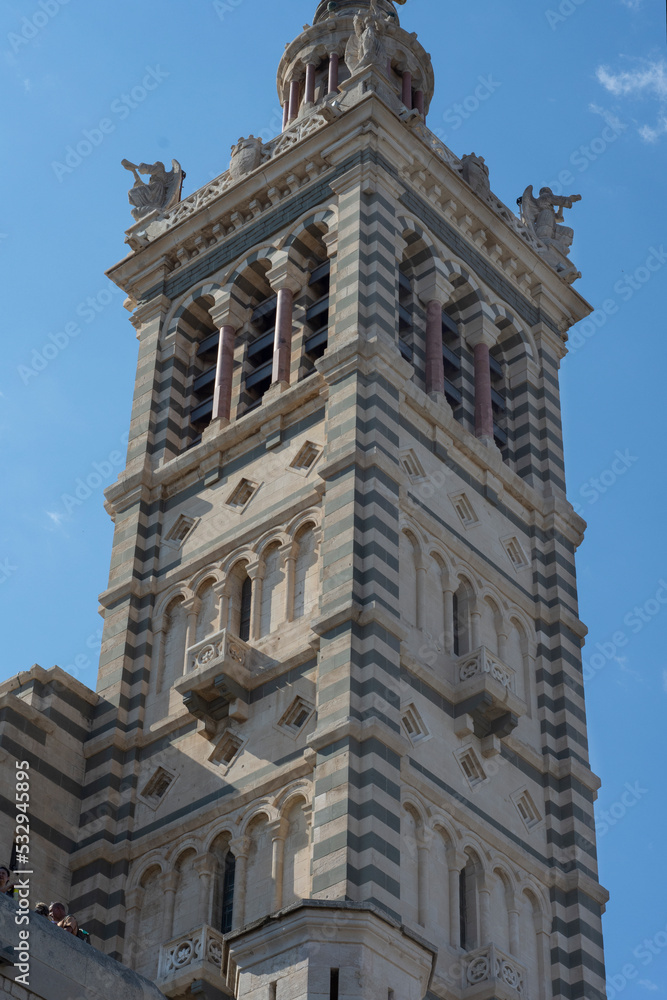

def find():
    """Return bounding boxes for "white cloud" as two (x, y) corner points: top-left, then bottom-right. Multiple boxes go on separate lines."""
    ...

(596, 59), (667, 142)
(589, 102), (627, 133)
(596, 61), (667, 100)
(46, 511), (65, 528)
(639, 982), (659, 993)
(621, 0), (643, 8)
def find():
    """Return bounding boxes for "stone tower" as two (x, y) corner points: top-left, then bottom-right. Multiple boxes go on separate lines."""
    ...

(70, 2), (608, 999)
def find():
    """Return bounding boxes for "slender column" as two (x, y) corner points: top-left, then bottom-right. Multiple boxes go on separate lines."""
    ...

(536, 924), (551, 1000)
(282, 102), (288, 130)
(152, 616), (168, 693)
(284, 548), (297, 623)
(183, 598), (200, 674)
(247, 563), (261, 641)
(212, 325), (235, 423)
(402, 70), (413, 109)
(272, 288), (294, 385)
(497, 629), (509, 662)
(415, 565), (427, 630)
(229, 836), (250, 931)
(160, 872), (179, 941)
(471, 611), (481, 650)
(213, 581), (228, 632)
(267, 260), (303, 388)
(328, 52), (339, 94)
(417, 838), (429, 927)
(270, 819), (289, 912)
(444, 590), (455, 655)
(194, 853), (218, 927)
(478, 882), (491, 946)
(508, 907), (521, 957)
(124, 887), (144, 968)
(288, 78), (301, 121)
(304, 62), (316, 105)
(414, 89), (425, 116)
(425, 301), (445, 395)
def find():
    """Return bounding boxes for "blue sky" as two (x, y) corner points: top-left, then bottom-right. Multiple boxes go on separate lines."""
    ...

(1, 0), (665, 993)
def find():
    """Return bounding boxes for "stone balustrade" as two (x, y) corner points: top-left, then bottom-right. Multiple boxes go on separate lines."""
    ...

(462, 943), (527, 997)
(157, 924), (228, 995)
(186, 627), (249, 676)
(458, 645), (515, 692)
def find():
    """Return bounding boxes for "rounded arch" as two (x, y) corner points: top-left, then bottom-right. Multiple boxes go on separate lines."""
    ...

(220, 550), (255, 580)
(280, 208), (337, 259)
(190, 566), (224, 595)
(487, 301), (538, 362)
(170, 839), (203, 867)
(239, 802), (278, 836)
(128, 852), (167, 891)
(274, 780), (312, 818)
(430, 813), (459, 854)
(154, 583), (194, 622)
(286, 508), (321, 541)
(255, 529), (290, 561)
(401, 791), (429, 830)
(397, 214), (440, 261)
(163, 282), (223, 345)
(216, 244), (284, 301)
(203, 824), (236, 855)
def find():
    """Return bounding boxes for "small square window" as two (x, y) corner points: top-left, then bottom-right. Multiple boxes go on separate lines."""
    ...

(226, 479), (258, 510)
(278, 696), (314, 737)
(400, 450), (426, 483)
(209, 730), (245, 768)
(140, 766), (176, 809)
(455, 747), (486, 789)
(164, 514), (197, 548)
(402, 704), (429, 745)
(512, 789), (542, 830)
(290, 441), (322, 474)
(503, 536), (528, 570)
(450, 492), (479, 528)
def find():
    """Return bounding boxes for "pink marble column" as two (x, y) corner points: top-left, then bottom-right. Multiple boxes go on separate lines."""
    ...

(402, 71), (413, 109)
(288, 79), (301, 122)
(272, 288), (294, 385)
(328, 52), (339, 94)
(414, 89), (425, 116)
(212, 325), (235, 422)
(425, 301), (445, 395)
(474, 341), (494, 441)
(304, 63), (316, 104)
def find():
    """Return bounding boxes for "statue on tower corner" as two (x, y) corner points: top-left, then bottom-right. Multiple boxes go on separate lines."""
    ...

(519, 185), (582, 257)
(122, 158), (185, 221)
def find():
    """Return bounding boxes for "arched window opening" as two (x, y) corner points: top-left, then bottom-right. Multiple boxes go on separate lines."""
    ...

(398, 263), (414, 364)
(460, 855), (480, 951)
(442, 308), (463, 419)
(244, 284), (277, 410)
(260, 542), (284, 637)
(293, 525), (319, 621)
(303, 258), (330, 373)
(228, 563), (252, 641)
(453, 581), (473, 657)
(185, 295), (219, 445)
(162, 597), (188, 690)
(490, 345), (508, 457)
(196, 580), (218, 644)
(239, 576), (252, 642)
(221, 852), (236, 933)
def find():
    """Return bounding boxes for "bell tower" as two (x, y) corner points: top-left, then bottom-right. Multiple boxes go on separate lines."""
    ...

(70, 3), (607, 1000)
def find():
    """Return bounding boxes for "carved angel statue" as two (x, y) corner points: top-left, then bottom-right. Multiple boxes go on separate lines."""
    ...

(519, 185), (582, 257)
(122, 158), (185, 222)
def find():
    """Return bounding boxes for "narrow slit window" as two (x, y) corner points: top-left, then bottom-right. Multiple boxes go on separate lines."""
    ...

(239, 576), (252, 642)
(221, 851), (236, 933)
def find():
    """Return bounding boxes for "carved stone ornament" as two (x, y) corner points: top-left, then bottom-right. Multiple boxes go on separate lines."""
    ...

(345, 7), (389, 74)
(519, 184), (582, 258)
(461, 152), (490, 199)
(122, 158), (185, 221)
(229, 136), (264, 180)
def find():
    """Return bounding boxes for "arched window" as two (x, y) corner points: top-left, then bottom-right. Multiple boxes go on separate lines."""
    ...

(240, 576), (252, 642)
(303, 257), (330, 373)
(162, 596), (188, 690)
(185, 295), (219, 445)
(281, 801), (310, 908)
(196, 579), (218, 643)
(228, 563), (252, 641)
(453, 580), (474, 657)
(460, 852), (482, 951)
(221, 851), (236, 933)
(293, 524), (319, 620)
(260, 542), (284, 637)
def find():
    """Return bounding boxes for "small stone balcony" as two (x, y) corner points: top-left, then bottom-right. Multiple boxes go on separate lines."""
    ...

(156, 924), (233, 999)
(462, 944), (527, 999)
(454, 646), (527, 739)
(175, 629), (254, 726)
